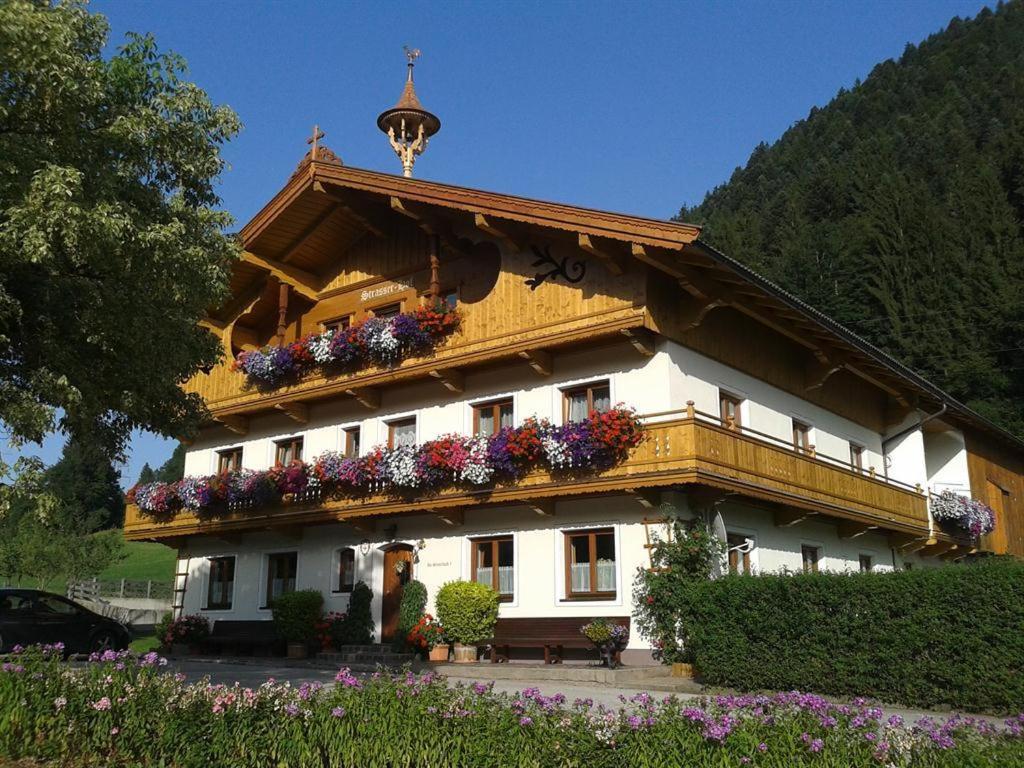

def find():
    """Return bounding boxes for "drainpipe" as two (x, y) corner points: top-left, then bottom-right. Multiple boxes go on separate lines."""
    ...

(882, 403), (948, 544)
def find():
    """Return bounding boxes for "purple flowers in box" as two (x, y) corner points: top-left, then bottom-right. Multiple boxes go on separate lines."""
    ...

(232, 304), (460, 387)
(929, 490), (996, 537)
(129, 407), (644, 520)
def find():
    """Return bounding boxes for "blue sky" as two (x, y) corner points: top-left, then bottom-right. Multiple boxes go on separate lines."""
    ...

(12, 0), (993, 486)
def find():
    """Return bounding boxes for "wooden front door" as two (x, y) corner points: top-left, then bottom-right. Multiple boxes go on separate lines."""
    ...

(381, 545), (414, 642)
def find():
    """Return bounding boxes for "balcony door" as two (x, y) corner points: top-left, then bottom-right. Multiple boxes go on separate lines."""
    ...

(381, 544), (414, 642)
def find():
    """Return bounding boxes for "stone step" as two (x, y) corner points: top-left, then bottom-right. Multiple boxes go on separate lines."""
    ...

(317, 650), (416, 667)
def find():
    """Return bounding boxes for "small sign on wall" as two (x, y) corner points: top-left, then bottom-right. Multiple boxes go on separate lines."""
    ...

(361, 280), (413, 303)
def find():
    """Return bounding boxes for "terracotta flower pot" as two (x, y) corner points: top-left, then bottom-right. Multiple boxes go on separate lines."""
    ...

(452, 643), (477, 663)
(428, 644), (450, 662)
(286, 642), (308, 659)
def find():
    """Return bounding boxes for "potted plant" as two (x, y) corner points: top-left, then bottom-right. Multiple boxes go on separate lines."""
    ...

(271, 589), (324, 659)
(407, 614), (449, 662)
(581, 618), (629, 669)
(161, 614), (210, 655)
(435, 580), (499, 663)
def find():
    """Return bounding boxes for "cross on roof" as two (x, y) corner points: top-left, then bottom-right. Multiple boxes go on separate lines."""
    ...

(307, 125), (325, 158)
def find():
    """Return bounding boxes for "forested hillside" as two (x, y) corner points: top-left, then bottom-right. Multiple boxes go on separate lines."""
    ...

(679, 2), (1024, 436)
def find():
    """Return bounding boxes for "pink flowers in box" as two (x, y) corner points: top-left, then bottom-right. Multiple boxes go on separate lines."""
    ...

(232, 303), (460, 387)
(129, 407), (644, 520)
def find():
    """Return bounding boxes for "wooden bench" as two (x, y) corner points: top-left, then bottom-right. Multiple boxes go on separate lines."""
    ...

(484, 616), (630, 664)
(203, 620), (282, 656)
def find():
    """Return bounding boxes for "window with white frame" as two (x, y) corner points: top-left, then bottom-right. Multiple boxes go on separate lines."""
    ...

(727, 533), (754, 575)
(562, 381), (611, 422)
(206, 556), (235, 610)
(563, 528), (616, 599)
(336, 547), (356, 593)
(343, 427), (361, 458)
(265, 552), (297, 606)
(387, 417), (416, 449)
(801, 544), (821, 574)
(471, 536), (514, 600)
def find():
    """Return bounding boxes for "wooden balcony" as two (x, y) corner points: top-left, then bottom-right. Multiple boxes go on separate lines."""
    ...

(124, 409), (931, 542)
(191, 304), (650, 421)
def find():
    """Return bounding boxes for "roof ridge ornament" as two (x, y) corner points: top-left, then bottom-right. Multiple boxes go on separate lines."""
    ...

(377, 47), (441, 178)
(292, 124), (342, 177)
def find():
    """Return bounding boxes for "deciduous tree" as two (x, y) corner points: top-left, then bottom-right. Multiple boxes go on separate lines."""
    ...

(0, 0), (241, 457)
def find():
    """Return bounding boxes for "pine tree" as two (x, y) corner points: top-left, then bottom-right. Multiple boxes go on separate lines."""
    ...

(679, 2), (1024, 436)
(44, 436), (124, 529)
(155, 444), (186, 483)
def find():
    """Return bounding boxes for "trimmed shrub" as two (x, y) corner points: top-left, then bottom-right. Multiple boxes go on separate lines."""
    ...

(271, 590), (323, 644)
(331, 581), (374, 646)
(435, 580), (499, 645)
(394, 579), (427, 651)
(666, 558), (1024, 713)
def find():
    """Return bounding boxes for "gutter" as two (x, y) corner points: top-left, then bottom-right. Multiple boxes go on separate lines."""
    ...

(882, 403), (949, 452)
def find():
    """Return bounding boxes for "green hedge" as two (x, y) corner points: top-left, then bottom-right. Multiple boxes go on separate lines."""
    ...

(271, 590), (323, 644)
(675, 558), (1024, 713)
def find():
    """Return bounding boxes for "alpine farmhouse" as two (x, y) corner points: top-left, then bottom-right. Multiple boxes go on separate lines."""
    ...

(124, 65), (1024, 662)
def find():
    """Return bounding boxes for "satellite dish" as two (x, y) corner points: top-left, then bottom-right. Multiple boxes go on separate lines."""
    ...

(708, 508), (728, 578)
(711, 509), (728, 543)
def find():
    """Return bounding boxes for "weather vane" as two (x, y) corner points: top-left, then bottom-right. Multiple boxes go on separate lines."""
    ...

(377, 47), (441, 177)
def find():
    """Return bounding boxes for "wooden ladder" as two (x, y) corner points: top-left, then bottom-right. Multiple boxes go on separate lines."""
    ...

(171, 551), (190, 620)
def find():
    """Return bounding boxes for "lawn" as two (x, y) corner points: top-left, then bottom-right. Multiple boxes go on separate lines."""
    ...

(99, 541), (175, 582)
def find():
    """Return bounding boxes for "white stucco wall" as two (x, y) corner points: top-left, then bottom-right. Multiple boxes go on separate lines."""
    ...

(177, 493), (943, 651)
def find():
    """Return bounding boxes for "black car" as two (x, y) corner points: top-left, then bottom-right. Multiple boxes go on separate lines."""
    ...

(0, 589), (131, 654)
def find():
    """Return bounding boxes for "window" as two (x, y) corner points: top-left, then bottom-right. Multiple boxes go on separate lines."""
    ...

(336, 548), (355, 593)
(275, 437), (303, 466)
(34, 595), (82, 615)
(563, 381), (611, 422)
(472, 536), (514, 600)
(388, 418), (416, 449)
(217, 447), (243, 474)
(564, 528), (616, 599)
(206, 556), (235, 610)
(344, 427), (361, 458)
(0, 593), (32, 615)
(850, 444), (864, 472)
(372, 302), (401, 319)
(473, 398), (514, 437)
(801, 545), (821, 574)
(792, 420), (812, 453)
(720, 392), (743, 428)
(903, 562), (914, 571)
(265, 552), (298, 606)
(858, 554), (873, 573)
(727, 533), (752, 575)
(324, 315), (352, 333)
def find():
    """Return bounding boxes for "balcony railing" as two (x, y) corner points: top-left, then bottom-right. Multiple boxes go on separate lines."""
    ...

(124, 406), (930, 540)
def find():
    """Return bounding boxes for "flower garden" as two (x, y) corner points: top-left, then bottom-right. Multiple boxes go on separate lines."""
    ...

(232, 303), (461, 387)
(1, 646), (1023, 767)
(128, 406), (644, 519)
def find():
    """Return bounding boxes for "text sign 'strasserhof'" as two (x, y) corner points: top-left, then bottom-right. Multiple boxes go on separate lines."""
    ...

(361, 280), (413, 303)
